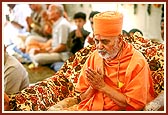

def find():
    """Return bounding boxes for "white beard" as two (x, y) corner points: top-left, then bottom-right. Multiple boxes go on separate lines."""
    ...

(98, 51), (110, 60)
(98, 50), (119, 60)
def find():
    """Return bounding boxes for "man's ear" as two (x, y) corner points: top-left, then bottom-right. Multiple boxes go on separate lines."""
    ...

(118, 35), (123, 46)
(84, 20), (87, 24)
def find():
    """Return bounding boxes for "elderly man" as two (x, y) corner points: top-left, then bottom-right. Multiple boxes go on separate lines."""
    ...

(26, 4), (71, 66)
(75, 11), (155, 111)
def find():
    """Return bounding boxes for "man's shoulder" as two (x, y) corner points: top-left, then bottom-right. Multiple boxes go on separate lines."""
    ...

(131, 49), (149, 67)
(60, 17), (70, 26)
(6, 55), (27, 72)
(133, 49), (146, 59)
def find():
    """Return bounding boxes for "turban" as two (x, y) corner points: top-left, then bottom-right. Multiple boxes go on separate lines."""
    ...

(93, 11), (123, 36)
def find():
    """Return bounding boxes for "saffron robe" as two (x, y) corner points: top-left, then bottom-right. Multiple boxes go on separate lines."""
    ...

(75, 42), (155, 111)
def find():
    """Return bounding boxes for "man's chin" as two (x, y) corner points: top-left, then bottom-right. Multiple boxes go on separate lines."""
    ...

(98, 53), (110, 60)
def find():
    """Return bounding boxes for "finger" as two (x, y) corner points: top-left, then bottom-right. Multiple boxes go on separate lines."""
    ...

(87, 68), (97, 75)
(85, 70), (94, 80)
(86, 76), (92, 83)
(86, 75), (93, 85)
(86, 76), (94, 86)
(86, 69), (96, 78)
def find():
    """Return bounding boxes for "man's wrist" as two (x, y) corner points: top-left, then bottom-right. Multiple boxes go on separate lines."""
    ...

(99, 83), (107, 92)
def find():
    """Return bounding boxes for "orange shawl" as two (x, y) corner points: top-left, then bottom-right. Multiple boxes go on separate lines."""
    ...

(75, 42), (155, 111)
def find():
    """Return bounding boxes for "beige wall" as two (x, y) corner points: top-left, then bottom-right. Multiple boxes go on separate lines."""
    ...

(3, 3), (164, 41)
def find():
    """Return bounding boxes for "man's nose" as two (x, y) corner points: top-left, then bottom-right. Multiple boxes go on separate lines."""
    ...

(97, 42), (104, 50)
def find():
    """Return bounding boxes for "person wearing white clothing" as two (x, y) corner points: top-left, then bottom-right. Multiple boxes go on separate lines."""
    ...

(26, 4), (71, 66)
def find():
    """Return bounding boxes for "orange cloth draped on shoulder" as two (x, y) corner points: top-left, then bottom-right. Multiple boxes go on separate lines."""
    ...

(75, 42), (155, 111)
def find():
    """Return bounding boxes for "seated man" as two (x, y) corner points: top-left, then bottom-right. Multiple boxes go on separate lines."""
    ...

(75, 11), (155, 111)
(4, 46), (29, 95)
(26, 4), (71, 66)
(26, 4), (52, 40)
(4, 4), (32, 63)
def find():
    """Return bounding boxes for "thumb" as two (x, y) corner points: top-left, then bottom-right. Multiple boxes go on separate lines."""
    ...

(97, 67), (103, 75)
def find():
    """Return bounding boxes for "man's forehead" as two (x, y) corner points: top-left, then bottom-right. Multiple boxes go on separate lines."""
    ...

(94, 35), (118, 40)
(48, 4), (57, 11)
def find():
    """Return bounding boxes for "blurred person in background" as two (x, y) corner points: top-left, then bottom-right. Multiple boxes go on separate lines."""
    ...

(26, 4), (71, 67)
(4, 45), (29, 95)
(84, 11), (100, 47)
(67, 11), (90, 55)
